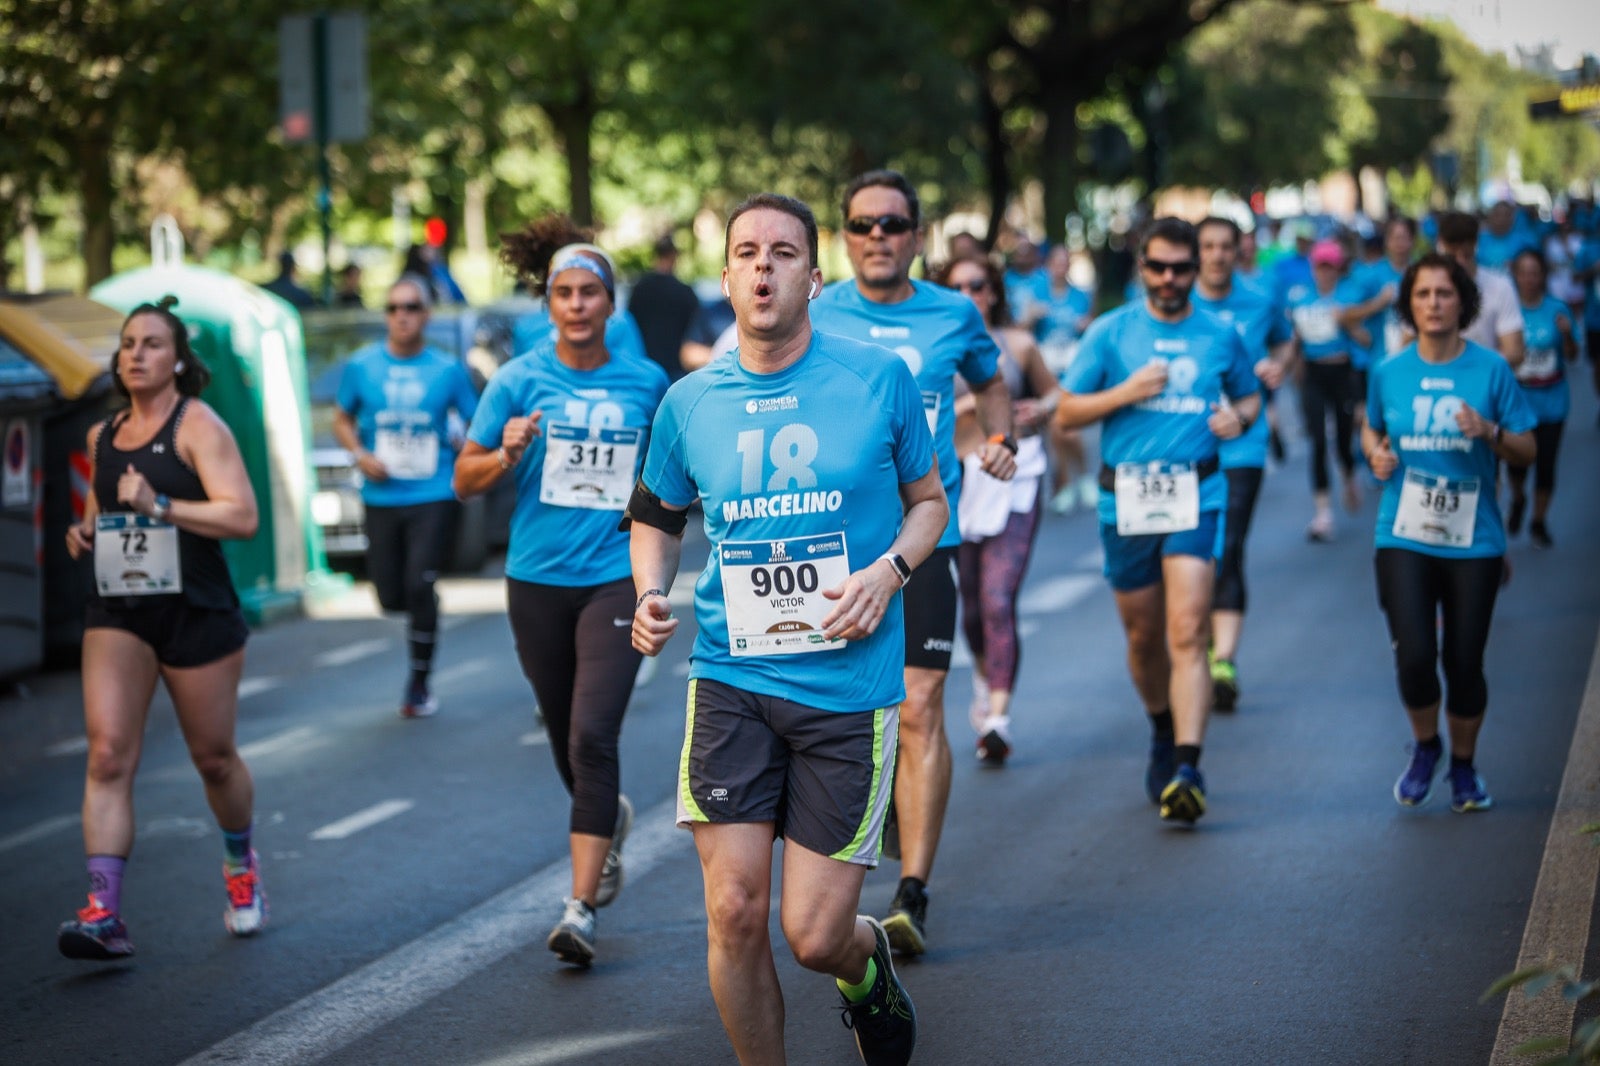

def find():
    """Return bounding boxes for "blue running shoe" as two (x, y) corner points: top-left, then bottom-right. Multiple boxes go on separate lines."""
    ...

(1159, 765), (1207, 824)
(1448, 765), (1493, 813)
(1146, 736), (1176, 805)
(1393, 742), (1443, 807)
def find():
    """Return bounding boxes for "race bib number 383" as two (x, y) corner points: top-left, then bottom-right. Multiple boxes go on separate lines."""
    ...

(540, 423), (641, 510)
(95, 513), (181, 595)
(720, 532), (850, 657)
(1393, 470), (1478, 548)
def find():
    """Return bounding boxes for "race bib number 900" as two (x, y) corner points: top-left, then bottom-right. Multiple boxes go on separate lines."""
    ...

(720, 532), (850, 657)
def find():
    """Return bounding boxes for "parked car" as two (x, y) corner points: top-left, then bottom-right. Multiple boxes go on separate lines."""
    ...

(302, 303), (534, 573)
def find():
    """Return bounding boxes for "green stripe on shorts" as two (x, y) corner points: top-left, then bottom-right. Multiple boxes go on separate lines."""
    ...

(678, 679), (708, 823)
(830, 704), (896, 864)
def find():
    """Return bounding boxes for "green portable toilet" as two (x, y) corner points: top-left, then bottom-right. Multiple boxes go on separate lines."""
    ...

(91, 219), (328, 623)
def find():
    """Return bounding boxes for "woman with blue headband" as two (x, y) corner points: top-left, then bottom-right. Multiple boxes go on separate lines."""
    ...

(455, 215), (669, 967)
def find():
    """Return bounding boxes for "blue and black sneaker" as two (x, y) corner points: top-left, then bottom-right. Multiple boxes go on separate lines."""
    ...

(1394, 741), (1443, 807)
(1448, 764), (1493, 813)
(1159, 765), (1207, 824)
(841, 916), (916, 1066)
(1146, 736), (1176, 805)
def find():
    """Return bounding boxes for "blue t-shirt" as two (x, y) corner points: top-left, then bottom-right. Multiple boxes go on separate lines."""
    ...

(1273, 254), (1314, 310)
(1366, 341), (1537, 559)
(1576, 238), (1600, 329)
(1064, 302), (1259, 523)
(1004, 268), (1052, 324)
(1193, 282), (1292, 470)
(511, 307), (648, 364)
(1515, 296), (1574, 425)
(1476, 228), (1537, 272)
(641, 333), (934, 712)
(1349, 259), (1409, 368)
(336, 344), (479, 507)
(467, 341), (669, 586)
(811, 279), (999, 549)
(1037, 282), (1095, 347)
(1288, 286), (1355, 362)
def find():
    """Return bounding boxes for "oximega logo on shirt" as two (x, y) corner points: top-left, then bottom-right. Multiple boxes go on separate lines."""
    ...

(745, 396), (800, 414)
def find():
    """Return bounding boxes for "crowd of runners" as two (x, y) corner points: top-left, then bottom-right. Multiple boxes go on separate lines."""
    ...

(53, 173), (1599, 1064)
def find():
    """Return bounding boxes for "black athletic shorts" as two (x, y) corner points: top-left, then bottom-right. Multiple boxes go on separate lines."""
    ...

(84, 598), (249, 668)
(902, 546), (958, 670)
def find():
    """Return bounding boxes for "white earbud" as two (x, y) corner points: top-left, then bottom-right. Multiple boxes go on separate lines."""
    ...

(722, 278), (730, 299)
(809, 280), (819, 299)
(174, 361), (186, 373)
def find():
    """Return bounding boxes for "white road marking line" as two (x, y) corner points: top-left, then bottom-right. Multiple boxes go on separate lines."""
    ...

(430, 658), (489, 687)
(0, 813), (80, 855)
(518, 731), (549, 747)
(308, 799), (415, 841)
(1491, 628), (1600, 1064)
(238, 726), (321, 761)
(474, 1030), (690, 1066)
(312, 639), (391, 669)
(238, 677), (282, 699)
(1018, 573), (1101, 616)
(180, 799), (685, 1066)
(45, 736), (89, 757)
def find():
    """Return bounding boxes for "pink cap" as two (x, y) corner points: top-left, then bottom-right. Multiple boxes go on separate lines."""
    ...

(1309, 239), (1344, 266)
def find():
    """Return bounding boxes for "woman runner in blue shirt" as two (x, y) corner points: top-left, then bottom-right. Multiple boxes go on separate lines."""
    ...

(1504, 248), (1578, 548)
(454, 216), (669, 967)
(1362, 253), (1536, 813)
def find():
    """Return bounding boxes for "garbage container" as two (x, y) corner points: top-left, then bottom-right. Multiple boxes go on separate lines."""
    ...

(0, 333), (55, 680)
(92, 230), (328, 624)
(0, 292), (120, 665)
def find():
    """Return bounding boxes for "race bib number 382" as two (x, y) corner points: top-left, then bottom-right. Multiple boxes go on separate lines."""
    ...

(720, 532), (850, 657)
(1113, 461), (1200, 535)
(95, 513), (181, 596)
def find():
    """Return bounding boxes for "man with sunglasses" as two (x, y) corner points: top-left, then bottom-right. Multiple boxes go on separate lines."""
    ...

(334, 275), (479, 718)
(1056, 217), (1261, 825)
(811, 169), (1016, 957)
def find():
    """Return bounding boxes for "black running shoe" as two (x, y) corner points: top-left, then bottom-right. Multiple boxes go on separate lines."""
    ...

(841, 916), (917, 1066)
(1529, 520), (1552, 549)
(1507, 494), (1526, 535)
(881, 879), (927, 956)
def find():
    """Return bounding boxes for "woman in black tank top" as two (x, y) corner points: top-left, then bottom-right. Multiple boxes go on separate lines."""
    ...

(56, 297), (267, 962)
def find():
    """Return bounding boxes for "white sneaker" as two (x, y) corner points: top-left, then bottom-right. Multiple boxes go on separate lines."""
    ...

(223, 852), (266, 937)
(547, 897), (596, 967)
(1048, 484), (1078, 515)
(595, 795), (632, 908)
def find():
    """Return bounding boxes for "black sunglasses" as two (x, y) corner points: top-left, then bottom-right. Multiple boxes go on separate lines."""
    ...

(385, 301), (426, 314)
(844, 214), (916, 236)
(953, 278), (988, 293)
(1141, 258), (1197, 277)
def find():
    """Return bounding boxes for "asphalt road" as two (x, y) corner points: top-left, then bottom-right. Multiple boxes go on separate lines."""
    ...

(2, 388), (1597, 1066)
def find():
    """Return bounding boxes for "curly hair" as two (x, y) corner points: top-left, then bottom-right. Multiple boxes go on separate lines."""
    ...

(111, 296), (211, 399)
(498, 214), (603, 298)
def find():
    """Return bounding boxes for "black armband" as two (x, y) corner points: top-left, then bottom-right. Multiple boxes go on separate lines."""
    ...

(618, 480), (688, 536)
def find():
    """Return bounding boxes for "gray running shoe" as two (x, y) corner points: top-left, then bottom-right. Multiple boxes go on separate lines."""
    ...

(595, 795), (633, 908)
(546, 897), (596, 967)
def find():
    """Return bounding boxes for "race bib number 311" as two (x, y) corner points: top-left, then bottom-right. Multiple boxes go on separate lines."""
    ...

(720, 532), (850, 657)
(95, 513), (181, 596)
(540, 423), (641, 510)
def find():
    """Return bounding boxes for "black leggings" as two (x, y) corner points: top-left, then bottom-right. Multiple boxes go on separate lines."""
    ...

(1506, 419), (1564, 494)
(1301, 360), (1355, 493)
(1212, 466), (1263, 613)
(508, 577), (641, 837)
(366, 500), (457, 679)
(1374, 548), (1503, 720)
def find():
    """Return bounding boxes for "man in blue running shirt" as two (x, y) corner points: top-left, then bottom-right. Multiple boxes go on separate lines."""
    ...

(1056, 217), (1261, 825)
(811, 169), (1016, 957)
(630, 193), (941, 1066)
(1192, 217), (1292, 714)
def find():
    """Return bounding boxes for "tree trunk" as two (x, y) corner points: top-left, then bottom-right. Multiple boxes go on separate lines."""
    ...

(979, 75), (1009, 249)
(1039, 85), (1082, 247)
(548, 72), (596, 227)
(79, 115), (115, 288)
